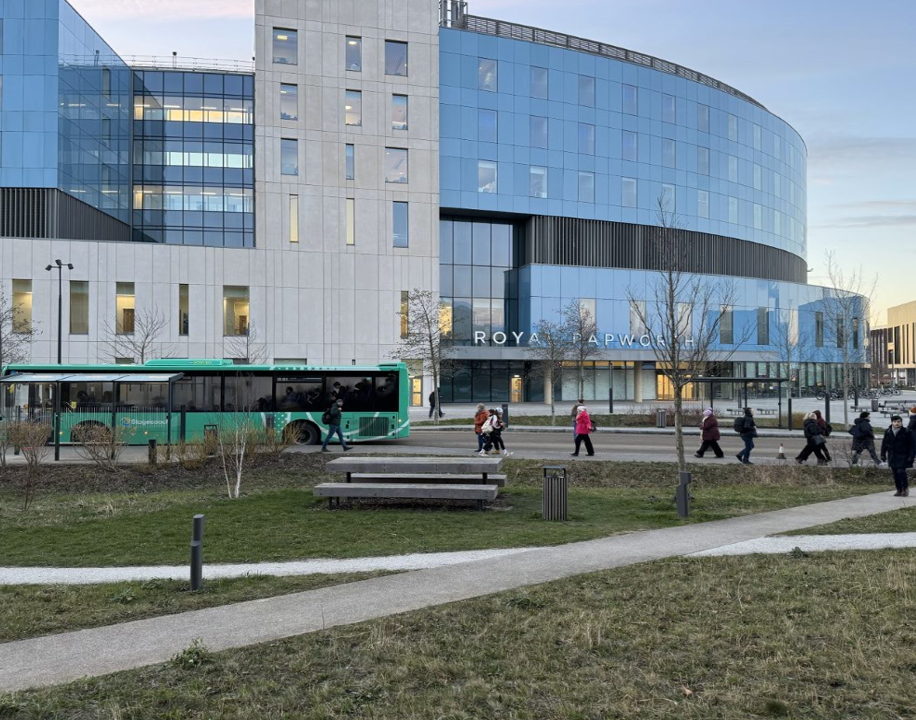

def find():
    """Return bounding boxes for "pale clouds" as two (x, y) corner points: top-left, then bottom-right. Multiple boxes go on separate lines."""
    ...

(69, 0), (253, 20)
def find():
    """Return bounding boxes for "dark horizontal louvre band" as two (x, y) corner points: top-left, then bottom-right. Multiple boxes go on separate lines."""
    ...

(522, 216), (807, 284)
(0, 189), (130, 242)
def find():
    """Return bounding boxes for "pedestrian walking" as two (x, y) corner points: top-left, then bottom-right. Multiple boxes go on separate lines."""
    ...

(320, 399), (353, 452)
(813, 409), (833, 462)
(474, 403), (489, 453)
(571, 405), (595, 456)
(734, 407), (757, 464)
(695, 408), (724, 458)
(571, 398), (584, 439)
(796, 412), (828, 465)
(428, 388), (444, 419)
(850, 411), (881, 466)
(491, 408), (511, 456)
(881, 415), (915, 496)
(907, 407), (916, 433)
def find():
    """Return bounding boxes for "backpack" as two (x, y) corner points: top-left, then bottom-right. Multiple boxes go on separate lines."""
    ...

(321, 410), (332, 424)
(848, 424), (859, 438)
(733, 417), (745, 434)
(825, 423), (833, 437)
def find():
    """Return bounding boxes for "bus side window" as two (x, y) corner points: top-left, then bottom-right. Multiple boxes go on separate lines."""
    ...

(374, 373), (399, 412)
(276, 378), (323, 412)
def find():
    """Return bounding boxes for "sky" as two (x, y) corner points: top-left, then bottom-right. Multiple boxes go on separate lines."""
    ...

(68, 0), (915, 324)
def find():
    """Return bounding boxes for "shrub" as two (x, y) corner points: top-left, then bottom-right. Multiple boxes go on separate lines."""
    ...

(170, 639), (212, 670)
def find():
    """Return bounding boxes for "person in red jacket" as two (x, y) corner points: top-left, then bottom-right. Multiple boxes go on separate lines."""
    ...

(571, 406), (595, 456)
(695, 408), (724, 458)
(473, 403), (489, 454)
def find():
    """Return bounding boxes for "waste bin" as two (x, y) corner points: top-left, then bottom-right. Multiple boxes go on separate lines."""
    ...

(542, 466), (568, 521)
(871, 398), (880, 412)
(656, 409), (667, 428)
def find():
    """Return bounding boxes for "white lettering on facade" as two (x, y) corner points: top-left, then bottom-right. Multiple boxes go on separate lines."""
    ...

(471, 331), (699, 347)
(492, 332), (508, 345)
(474, 331), (487, 345)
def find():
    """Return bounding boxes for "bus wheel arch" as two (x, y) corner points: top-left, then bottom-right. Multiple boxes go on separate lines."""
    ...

(286, 421), (320, 446)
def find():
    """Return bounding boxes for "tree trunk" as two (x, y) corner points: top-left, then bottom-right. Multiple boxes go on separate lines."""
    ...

(673, 386), (686, 474)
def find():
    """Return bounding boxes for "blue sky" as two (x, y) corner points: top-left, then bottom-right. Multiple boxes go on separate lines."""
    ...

(69, 0), (915, 322)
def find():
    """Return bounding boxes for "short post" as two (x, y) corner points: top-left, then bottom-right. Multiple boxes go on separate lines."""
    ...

(501, 403), (509, 428)
(190, 514), (205, 591)
(179, 405), (187, 442)
(608, 388), (614, 414)
(788, 398), (794, 432)
(854, 387), (859, 408)
(656, 408), (666, 428)
(676, 471), (691, 518)
(148, 438), (158, 465)
(542, 465), (568, 521)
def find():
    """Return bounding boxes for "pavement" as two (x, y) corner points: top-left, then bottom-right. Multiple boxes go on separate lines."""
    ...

(1, 490), (913, 693)
(690, 532), (916, 557)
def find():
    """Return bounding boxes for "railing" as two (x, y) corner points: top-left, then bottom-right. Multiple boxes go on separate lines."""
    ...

(453, 14), (767, 111)
(126, 55), (255, 74)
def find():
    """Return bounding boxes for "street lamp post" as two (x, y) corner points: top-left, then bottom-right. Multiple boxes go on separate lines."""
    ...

(45, 259), (73, 365)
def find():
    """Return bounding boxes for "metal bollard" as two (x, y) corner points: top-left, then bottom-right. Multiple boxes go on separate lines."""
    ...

(676, 471), (691, 518)
(542, 465), (568, 521)
(501, 403), (509, 428)
(656, 408), (667, 428)
(148, 438), (157, 465)
(190, 514), (205, 591)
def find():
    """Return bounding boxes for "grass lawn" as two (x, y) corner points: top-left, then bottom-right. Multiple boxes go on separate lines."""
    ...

(0, 573), (390, 643)
(784, 505), (916, 536)
(0, 460), (889, 567)
(3, 550), (914, 719)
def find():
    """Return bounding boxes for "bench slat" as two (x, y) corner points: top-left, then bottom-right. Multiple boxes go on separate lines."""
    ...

(348, 473), (507, 487)
(314, 482), (498, 501)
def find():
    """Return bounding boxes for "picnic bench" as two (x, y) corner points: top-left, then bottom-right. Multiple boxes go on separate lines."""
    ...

(754, 408), (777, 416)
(315, 457), (506, 511)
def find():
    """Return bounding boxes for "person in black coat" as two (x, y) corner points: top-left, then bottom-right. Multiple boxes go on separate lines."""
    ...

(850, 411), (881, 466)
(796, 413), (828, 465)
(428, 388), (444, 419)
(880, 415), (915, 497)
(735, 408), (757, 465)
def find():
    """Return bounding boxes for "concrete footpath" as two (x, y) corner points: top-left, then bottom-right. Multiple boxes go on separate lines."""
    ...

(0, 491), (912, 693)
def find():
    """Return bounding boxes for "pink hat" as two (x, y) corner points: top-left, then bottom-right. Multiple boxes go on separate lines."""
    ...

(703, 408), (713, 417)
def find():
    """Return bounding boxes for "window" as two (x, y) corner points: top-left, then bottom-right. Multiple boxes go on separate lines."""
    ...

(393, 202), (409, 248)
(346, 36), (362, 71)
(697, 146), (709, 175)
(661, 183), (675, 212)
(774, 174), (781, 198)
(280, 83), (298, 121)
(578, 123), (595, 155)
(622, 177), (637, 208)
(578, 75), (595, 107)
(530, 116), (548, 148)
(697, 104), (709, 133)
(11, 279), (32, 333)
(622, 84), (637, 115)
(385, 41), (408, 76)
(773, 134), (781, 159)
(70, 280), (89, 335)
(345, 144), (355, 180)
(280, 138), (298, 176)
(662, 138), (675, 168)
(478, 58), (497, 92)
(836, 319), (845, 349)
(853, 318), (860, 349)
(728, 155), (738, 183)
(697, 189), (709, 218)
(530, 166), (547, 198)
(400, 291), (409, 338)
(345, 90), (362, 126)
(273, 28), (298, 65)
(530, 66), (548, 99)
(622, 130), (637, 162)
(774, 209), (781, 235)
(815, 311), (824, 348)
(662, 94), (676, 123)
(101, 67), (111, 97)
(392, 94), (408, 130)
(630, 301), (646, 336)
(346, 198), (355, 245)
(678, 303), (693, 339)
(753, 163), (762, 190)
(727, 113), (738, 142)
(116, 282), (135, 335)
(753, 203), (762, 229)
(478, 161), (497, 193)
(578, 172), (595, 203)
(478, 109), (497, 143)
(223, 286), (250, 336)
(753, 123), (762, 150)
(385, 148), (408, 183)
(178, 284), (189, 336)
(728, 196), (738, 223)
(101, 118), (111, 145)
(720, 306), (734, 345)
(757, 308), (770, 345)
(289, 195), (299, 244)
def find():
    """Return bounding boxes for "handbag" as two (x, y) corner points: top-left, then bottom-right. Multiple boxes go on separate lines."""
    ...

(813, 434), (826, 446)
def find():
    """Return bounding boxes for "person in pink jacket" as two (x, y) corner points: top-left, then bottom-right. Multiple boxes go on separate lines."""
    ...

(571, 406), (595, 456)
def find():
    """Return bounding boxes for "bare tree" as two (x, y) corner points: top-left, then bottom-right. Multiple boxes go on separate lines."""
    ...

(0, 286), (37, 369)
(102, 305), (173, 364)
(393, 289), (453, 426)
(766, 308), (809, 398)
(528, 318), (572, 425)
(72, 422), (136, 472)
(224, 322), (269, 365)
(216, 413), (260, 499)
(6, 421), (52, 511)
(627, 195), (750, 474)
(821, 251), (876, 427)
(562, 300), (601, 399)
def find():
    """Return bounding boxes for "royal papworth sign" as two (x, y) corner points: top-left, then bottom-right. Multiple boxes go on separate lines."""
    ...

(473, 332), (695, 347)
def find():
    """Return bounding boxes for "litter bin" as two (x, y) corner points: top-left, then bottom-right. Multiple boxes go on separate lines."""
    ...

(542, 466), (568, 521)
(656, 409), (667, 428)
(871, 398), (880, 412)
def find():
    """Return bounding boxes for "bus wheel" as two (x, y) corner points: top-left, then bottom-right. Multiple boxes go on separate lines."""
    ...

(288, 422), (319, 446)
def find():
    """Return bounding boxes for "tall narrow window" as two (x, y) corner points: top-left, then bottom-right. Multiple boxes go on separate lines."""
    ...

(101, 118), (111, 145)
(578, 123), (595, 155)
(720, 306), (734, 345)
(385, 148), (408, 184)
(116, 282), (135, 335)
(728, 196), (738, 223)
(661, 183), (675, 212)
(578, 75), (595, 107)
(728, 155), (738, 183)
(385, 41), (408, 76)
(836, 319), (845, 349)
(345, 144), (355, 180)
(727, 113), (738, 142)
(101, 67), (111, 97)
(345, 90), (362, 126)
(697, 189), (709, 218)
(753, 123), (762, 150)
(697, 104), (709, 132)
(345, 36), (362, 71)
(478, 161), (497, 193)
(662, 93), (676, 123)
(289, 195), (299, 244)
(622, 177), (637, 208)
(70, 280), (89, 335)
(530, 115), (548, 148)
(578, 171), (595, 203)
(12, 279), (32, 333)
(478, 109), (497, 143)
(530, 66), (548, 99)
(757, 308), (770, 345)
(280, 138), (298, 176)
(753, 163), (762, 190)
(622, 130), (637, 162)
(662, 138), (676, 168)
(223, 286), (250, 336)
(853, 318), (860, 349)
(400, 291), (409, 339)
(478, 58), (497, 92)
(622, 84), (638, 115)
(630, 301), (647, 336)
(178, 284), (189, 336)
(346, 198), (355, 246)
(816, 312), (825, 348)
(393, 202), (409, 248)
(392, 94), (408, 130)
(753, 203), (762, 229)
(697, 146), (709, 175)
(280, 83), (298, 121)
(529, 166), (547, 198)
(273, 28), (298, 65)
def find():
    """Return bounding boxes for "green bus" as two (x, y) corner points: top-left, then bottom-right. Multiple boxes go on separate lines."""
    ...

(0, 359), (410, 446)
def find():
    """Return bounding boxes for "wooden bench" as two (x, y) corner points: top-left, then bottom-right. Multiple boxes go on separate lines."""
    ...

(314, 483), (498, 511)
(347, 473), (507, 487)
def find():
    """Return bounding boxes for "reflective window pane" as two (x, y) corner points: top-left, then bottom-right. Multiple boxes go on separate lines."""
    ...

(578, 75), (595, 107)
(478, 58), (497, 92)
(697, 146), (709, 175)
(622, 177), (637, 207)
(280, 138), (298, 176)
(385, 41), (408, 76)
(662, 94), (676, 123)
(345, 90), (362, 126)
(273, 28), (298, 65)
(622, 84), (638, 115)
(346, 36), (362, 71)
(280, 83), (298, 121)
(578, 123), (595, 155)
(697, 104), (709, 133)
(530, 115), (548, 148)
(478, 109), (497, 143)
(530, 66), (548, 99)
(697, 189), (709, 218)
(345, 144), (355, 180)
(530, 166), (547, 198)
(393, 202), (409, 248)
(392, 94), (408, 130)
(622, 130), (637, 162)
(578, 171), (595, 203)
(385, 147), (408, 184)
(663, 138), (675, 168)
(478, 161), (497, 193)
